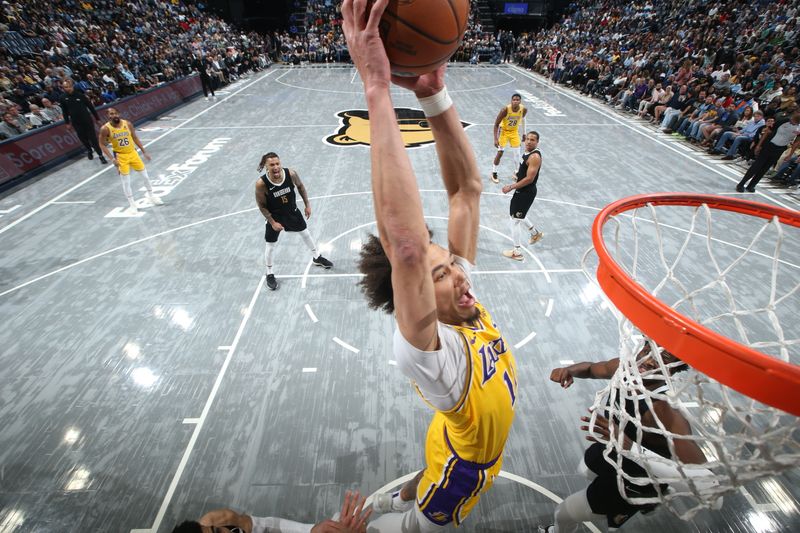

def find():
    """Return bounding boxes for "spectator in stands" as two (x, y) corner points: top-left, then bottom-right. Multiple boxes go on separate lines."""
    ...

(700, 103), (741, 146)
(39, 97), (63, 122)
(100, 84), (118, 104)
(712, 109), (765, 160)
(658, 85), (691, 131)
(0, 109), (28, 140)
(26, 103), (52, 128)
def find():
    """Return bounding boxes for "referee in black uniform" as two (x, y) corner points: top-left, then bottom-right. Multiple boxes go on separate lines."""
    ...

(60, 78), (107, 164)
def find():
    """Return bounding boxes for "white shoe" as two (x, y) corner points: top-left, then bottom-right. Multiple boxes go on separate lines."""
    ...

(372, 493), (395, 513)
(147, 193), (164, 206)
(125, 205), (140, 215)
(529, 230), (544, 244)
(502, 248), (524, 261)
(372, 492), (413, 513)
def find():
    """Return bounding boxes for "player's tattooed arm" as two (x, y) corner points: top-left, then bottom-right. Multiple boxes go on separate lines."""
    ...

(255, 180), (280, 229)
(290, 169), (312, 219)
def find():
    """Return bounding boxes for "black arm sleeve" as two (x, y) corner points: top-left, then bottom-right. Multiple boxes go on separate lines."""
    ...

(83, 93), (100, 121)
(61, 102), (71, 125)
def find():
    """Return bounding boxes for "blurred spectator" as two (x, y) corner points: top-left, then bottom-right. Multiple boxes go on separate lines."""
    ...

(26, 103), (52, 127)
(0, 109), (29, 139)
(0, 0), (270, 128)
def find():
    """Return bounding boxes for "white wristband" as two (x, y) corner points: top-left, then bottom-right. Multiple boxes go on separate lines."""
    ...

(417, 87), (453, 118)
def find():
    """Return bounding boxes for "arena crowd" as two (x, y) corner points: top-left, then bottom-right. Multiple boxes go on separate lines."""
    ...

(0, 0), (270, 140)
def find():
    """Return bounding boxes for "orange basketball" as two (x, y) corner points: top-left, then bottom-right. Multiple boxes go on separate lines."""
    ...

(376, 0), (470, 76)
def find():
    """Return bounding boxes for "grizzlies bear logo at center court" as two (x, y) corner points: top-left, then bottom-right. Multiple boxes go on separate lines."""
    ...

(326, 108), (471, 149)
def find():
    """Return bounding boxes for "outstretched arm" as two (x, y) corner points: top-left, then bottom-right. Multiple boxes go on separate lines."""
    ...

(549, 357), (620, 388)
(392, 68), (482, 262)
(343, 0), (437, 351)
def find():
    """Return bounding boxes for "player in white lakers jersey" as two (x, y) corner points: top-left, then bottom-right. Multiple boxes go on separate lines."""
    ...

(99, 108), (162, 214)
(344, 1), (518, 530)
(491, 93), (527, 183)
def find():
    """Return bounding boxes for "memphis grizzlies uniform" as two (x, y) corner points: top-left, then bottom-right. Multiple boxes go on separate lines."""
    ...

(510, 148), (540, 219)
(106, 120), (144, 175)
(498, 104), (525, 149)
(582, 383), (671, 528)
(262, 168), (307, 242)
(394, 257), (517, 527)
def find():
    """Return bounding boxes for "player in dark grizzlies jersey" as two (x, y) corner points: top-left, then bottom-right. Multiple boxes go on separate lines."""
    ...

(255, 152), (332, 290)
(502, 131), (543, 261)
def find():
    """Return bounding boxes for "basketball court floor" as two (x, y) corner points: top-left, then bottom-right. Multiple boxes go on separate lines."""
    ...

(0, 64), (798, 533)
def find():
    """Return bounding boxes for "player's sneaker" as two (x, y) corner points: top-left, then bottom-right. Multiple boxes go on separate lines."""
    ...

(502, 248), (524, 261)
(146, 193), (164, 206)
(266, 274), (278, 290)
(529, 230), (544, 244)
(491, 172), (499, 183)
(313, 255), (333, 269)
(372, 491), (413, 513)
(125, 205), (140, 215)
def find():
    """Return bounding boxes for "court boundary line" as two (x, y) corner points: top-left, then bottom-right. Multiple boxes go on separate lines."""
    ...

(509, 65), (798, 211)
(2, 191), (796, 299)
(0, 69), (277, 237)
(132, 275), (266, 533)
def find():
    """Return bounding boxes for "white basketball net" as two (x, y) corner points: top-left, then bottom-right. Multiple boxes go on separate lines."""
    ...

(583, 201), (800, 520)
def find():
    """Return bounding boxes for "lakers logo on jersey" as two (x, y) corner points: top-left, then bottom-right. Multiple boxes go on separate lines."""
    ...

(326, 108), (471, 149)
(501, 104), (525, 132)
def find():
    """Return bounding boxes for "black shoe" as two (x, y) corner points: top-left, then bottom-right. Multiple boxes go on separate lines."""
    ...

(87, 151), (94, 160)
(736, 184), (745, 192)
(313, 255), (333, 269)
(266, 274), (278, 290)
(745, 187), (756, 193)
(721, 155), (734, 161)
(99, 155), (108, 164)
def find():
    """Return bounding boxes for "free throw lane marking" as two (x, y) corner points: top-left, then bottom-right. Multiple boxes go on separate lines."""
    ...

(333, 337), (360, 353)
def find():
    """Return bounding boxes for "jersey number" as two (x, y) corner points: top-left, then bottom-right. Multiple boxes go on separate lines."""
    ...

(118, 137), (130, 147)
(506, 118), (518, 127)
(280, 196), (288, 204)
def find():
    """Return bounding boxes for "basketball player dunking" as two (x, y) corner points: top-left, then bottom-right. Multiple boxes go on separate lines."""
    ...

(255, 152), (333, 290)
(502, 131), (543, 261)
(344, 1), (518, 530)
(492, 93), (527, 183)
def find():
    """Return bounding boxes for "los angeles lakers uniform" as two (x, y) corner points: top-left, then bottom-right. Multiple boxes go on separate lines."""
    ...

(106, 120), (144, 174)
(414, 301), (518, 526)
(497, 104), (525, 149)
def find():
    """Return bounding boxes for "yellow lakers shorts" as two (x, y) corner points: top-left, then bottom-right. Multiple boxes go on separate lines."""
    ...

(416, 426), (502, 527)
(115, 151), (145, 174)
(497, 131), (521, 149)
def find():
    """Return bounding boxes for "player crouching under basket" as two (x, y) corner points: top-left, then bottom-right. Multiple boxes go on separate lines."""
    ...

(542, 340), (720, 532)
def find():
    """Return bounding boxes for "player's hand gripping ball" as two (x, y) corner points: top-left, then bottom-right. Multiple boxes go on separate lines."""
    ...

(370, 0), (470, 76)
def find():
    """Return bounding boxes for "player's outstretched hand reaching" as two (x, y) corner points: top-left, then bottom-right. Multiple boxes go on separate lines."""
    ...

(342, 0), (391, 91)
(549, 367), (574, 388)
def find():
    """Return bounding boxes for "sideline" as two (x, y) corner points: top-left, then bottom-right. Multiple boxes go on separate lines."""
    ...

(0, 70), (277, 237)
